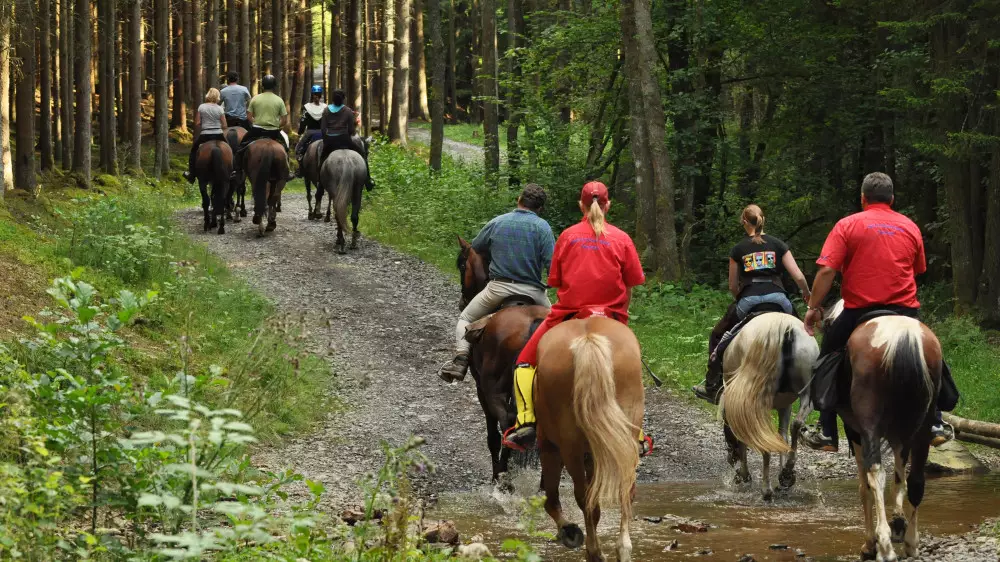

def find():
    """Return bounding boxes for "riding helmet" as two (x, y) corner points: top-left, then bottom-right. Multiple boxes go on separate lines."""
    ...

(311, 84), (324, 95)
(262, 74), (278, 91)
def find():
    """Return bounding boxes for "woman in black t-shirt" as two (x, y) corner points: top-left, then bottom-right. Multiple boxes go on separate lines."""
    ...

(693, 204), (811, 404)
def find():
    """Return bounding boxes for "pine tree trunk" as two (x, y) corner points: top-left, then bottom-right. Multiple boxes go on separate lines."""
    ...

(381, 0), (394, 130)
(428, 0), (444, 169)
(982, 93), (1000, 324)
(389, 0), (410, 143)
(505, 0), (524, 185)
(348, 0), (362, 107)
(192, 0), (204, 97)
(60, 0), (74, 169)
(99, 0), (118, 174)
(207, 0), (219, 87)
(290, 0), (307, 124)
(52, 0), (62, 162)
(172, 3), (187, 129)
(240, 0), (250, 82)
(154, 0), (170, 175)
(305, 0), (313, 103)
(127, 0), (143, 172)
(271, 0), (283, 90)
(74, 0), (93, 185)
(481, 0), (499, 183)
(39, 0), (54, 171)
(280, 0), (290, 105)
(411, 0), (429, 119)
(362, 0), (371, 131)
(14, 0), (37, 192)
(250, 0), (259, 92)
(446, 0), (456, 120)
(329, 0), (341, 94)
(226, 0), (236, 74)
(0, 0), (10, 194)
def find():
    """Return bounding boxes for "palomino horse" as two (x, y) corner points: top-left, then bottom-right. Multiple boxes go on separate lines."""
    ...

(244, 139), (289, 236)
(224, 126), (247, 220)
(301, 140), (328, 220)
(457, 237), (548, 485)
(718, 312), (818, 500)
(319, 148), (367, 253)
(826, 301), (941, 562)
(536, 316), (643, 562)
(194, 139), (233, 235)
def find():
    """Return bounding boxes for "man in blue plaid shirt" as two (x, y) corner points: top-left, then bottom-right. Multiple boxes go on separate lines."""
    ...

(439, 184), (556, 383)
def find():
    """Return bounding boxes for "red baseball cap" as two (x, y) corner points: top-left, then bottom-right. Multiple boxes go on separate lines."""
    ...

(581, 181), (609, 206)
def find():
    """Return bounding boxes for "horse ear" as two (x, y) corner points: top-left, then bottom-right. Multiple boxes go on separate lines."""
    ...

(458, 236), (471, 250)
(464, 316), (492, 344)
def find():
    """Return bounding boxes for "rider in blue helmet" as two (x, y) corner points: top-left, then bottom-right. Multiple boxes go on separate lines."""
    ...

(294, 85), (327, 176)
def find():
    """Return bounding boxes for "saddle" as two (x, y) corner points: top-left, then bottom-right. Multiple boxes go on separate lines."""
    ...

(710, 307), (798, 392)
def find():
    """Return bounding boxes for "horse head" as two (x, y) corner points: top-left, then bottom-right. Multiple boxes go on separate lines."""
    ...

(457, 236), (489, 311)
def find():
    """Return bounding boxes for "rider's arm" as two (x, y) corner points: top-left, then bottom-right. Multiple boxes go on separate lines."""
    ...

(470, 219), (495, 253)
(298, 110), (307, 135)
(728, 258), (740, 299)
(220, 113), (228, 133)
(193, 108), (202, 137)
(804, 266), (838, 336)
(781, 251), (811, 302)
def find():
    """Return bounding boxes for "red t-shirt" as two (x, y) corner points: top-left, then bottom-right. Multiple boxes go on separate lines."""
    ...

(548, 220), (646, 320)
(816, 203), (926, 309)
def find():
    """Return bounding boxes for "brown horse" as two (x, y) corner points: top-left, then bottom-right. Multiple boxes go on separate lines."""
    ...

(457, 239), (548, 486)
(243, 139), (289, 236)
(535, 316), (644, 562)
(826, 301), (941, 562)
(224, 126), (247, 220)
(301, 140), (329, 220)
(194, 140), (233, 235)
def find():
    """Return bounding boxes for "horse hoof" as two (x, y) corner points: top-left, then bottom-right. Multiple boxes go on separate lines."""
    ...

(778, 468), (796, 490)
(762, 489), (774, 502)
(860, 548), (878, 561)
(890, 516), (907, 543)
(240, 209), (247, 217)
(558, 524), (584, 549)
(324, 216), (331, 223)
(252, 215), (261, 225)
(733, 471), (752, 485)
(265, 222), (276, 232)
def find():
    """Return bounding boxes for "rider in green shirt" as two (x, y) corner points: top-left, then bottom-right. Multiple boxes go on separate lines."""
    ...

(232, 75), (293, 180)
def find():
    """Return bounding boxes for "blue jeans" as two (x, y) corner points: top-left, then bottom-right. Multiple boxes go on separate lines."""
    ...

(736, 293), (793, 320)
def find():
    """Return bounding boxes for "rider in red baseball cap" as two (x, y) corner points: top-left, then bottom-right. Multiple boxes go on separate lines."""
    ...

(503, 181), (646, 450)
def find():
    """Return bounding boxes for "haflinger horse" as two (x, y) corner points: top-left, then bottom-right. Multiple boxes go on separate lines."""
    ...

(825, 300), (941, 562)
(536, 316), (644, 562)
(718, 312), (819, 500)
(194, 139), (233, 235)
(224, 126), (248, 221)
(243, 138), (289, 236)
(301, 139), (329, 220)
(456, 237), (548, 486)
(318, 146), (367, 253)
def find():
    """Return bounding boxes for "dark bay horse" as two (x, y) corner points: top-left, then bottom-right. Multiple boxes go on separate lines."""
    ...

(536, 316), (643, 562)
(319, 148), (367, 253)
(224, 126), (247, 220)
(719, 312), (818, 500)
(826, 301), (942, 562)
(244, 139), (289, 236)
(456, 238), (547, 486)
(301, 140), (328, 220)
(194, 140), (233, 234)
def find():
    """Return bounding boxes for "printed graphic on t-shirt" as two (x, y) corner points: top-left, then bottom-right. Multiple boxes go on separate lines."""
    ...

(743, 251), (776, 272)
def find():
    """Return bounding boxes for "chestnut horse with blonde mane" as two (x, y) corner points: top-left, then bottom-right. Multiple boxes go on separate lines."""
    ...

(536, 316), (643, 562)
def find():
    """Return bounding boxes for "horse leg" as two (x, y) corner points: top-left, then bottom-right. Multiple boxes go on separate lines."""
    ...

(617, 489), (633, 562)
(724, 424), (751, 484)
(570, 454), (604, 562)
(761, 452), (773, 502)
(781, 397), (812, 489)
(890, 446), (908, 543)
(863, 435), (896, 562)
(350, 186), (362, 249)
(904, 440), (929, 559)
(238, 173), (247, 217)
(541, 448), (582, 549)
(854, 442), (878, 560)
(484, 413), (509, 492)
(305, 178), (314, 219)
(266, 195), (278, 232)
(324, 195), (332, 223)
(200, 181), (211, 231)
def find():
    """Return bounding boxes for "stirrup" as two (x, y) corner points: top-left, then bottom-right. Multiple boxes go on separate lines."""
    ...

(640, 434), (654, 457)
(502, 425), (535, 452)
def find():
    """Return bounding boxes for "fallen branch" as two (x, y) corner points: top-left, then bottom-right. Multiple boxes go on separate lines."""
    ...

(954, 431), (1000, 450)
(943, 413), (1000, 440)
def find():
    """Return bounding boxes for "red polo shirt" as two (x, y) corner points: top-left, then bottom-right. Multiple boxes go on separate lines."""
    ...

(549, 220), (645, 320)
(816, 203), (926, 309)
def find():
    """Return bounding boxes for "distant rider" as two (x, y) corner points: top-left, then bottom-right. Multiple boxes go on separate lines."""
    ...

(503, 181), (645, 450)
(693, 204), (811, 404)
(231, 74), (294, 181)
(294, 85), (326, 177)
(801, 172), (956, 452)
(438, 183), (555, 383)
(320, 89), (375, 191)
(219, 71), (252, 130)
(183, 88), (228, 183)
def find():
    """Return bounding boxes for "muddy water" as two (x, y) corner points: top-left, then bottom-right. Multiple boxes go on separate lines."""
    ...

(432, 473), (1000, 561)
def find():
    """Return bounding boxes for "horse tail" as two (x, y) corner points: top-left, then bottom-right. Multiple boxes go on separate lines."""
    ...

(869, 316), (936, 442)
(333, 153), (354, 229)
(720, 314), (794, 454)
(571, 331), (638, 519)
(253, 148), (273, 217)
(210, 144), (227, 215)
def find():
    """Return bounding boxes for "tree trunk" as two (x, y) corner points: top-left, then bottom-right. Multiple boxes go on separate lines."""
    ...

(99, 0), (118, 174)
(14, 0), (35, 192)
(280, 0), (290, 105)
(320, 0), (326, 95)
(52, 0), (61, 163)
(0, 0), (10, 194)
(410, 0), (429, 119)
(60, 0), (74, 169)
(982, 89), (1000, 324)
(362, 0), (371, 132)
(192, 0), (203, 98)
(305, 0), (313, 104)
(428, 0), (444, 169)
(505, 0), (525, 185)
(73, 0), (93, 185)
(207, 0), (219, 87)
(240, 0), (250, 83)
(347, 0), (362, 107)
(446, 0), (456, 120)
(329, 0), (341, 94)
(480, 0), (498, 183)
(389, 0), (411, 143)
(127, 0), (143, 172)
(251, 0), (259, 92)
(39, 0), (54, 171)
(225, 0), (235, 74)
(381, 0), (394, 130)
(172, 3), (187, 130)
(154, 0), (170, 175)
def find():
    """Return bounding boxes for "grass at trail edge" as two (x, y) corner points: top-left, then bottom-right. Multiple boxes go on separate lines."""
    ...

(364, 140), (1000, 425)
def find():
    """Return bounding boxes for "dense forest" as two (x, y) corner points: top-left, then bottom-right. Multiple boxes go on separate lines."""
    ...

(1, 0), (999, 323)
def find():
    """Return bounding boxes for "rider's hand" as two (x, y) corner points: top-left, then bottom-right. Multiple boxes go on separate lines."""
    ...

(804, 307), (821, 337)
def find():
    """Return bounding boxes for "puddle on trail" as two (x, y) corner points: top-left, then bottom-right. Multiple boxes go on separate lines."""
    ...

(431, 472), (1000, 561)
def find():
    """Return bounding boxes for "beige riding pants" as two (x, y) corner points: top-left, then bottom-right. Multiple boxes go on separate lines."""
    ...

(455, 280), (550, 355)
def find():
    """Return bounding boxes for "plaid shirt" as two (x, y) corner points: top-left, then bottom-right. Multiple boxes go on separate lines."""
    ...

(472, 209), (554, 290)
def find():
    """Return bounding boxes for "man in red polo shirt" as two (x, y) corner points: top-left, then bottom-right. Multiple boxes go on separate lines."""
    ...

(801, 172), (955, 452)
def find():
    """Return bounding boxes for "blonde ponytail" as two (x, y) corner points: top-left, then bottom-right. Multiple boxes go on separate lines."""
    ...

(587, 199), (607, 237)
(741, 204), (765, 244)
